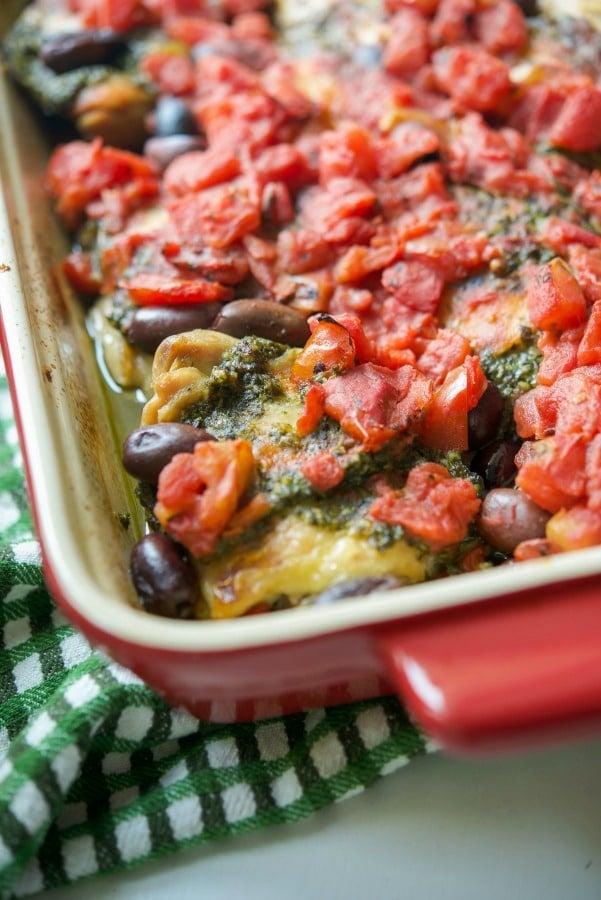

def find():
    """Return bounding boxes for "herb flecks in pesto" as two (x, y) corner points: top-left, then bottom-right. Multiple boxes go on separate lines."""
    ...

(183, 336), (289, 440)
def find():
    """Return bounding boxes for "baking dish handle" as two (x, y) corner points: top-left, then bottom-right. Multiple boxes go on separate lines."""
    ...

(377, 576), (601, 756)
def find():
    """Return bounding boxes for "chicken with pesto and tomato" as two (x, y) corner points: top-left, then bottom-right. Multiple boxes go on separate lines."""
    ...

(8, 0), (601, 617)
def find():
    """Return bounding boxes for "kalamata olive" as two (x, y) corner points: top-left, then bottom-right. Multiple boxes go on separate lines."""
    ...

(153, 95), (199, 137)
(122, 423), (215, 483)
(312, 575), (404, 606)
(143, 135), (206, 172)
(468, 381), (504, 449)
(476, 488), (551, 555)
(471, 439), (520, 489)
(40, 29), (126, 74)
(130, 533), (197, 619)
(125, 302), (223, 354)
(212, 299), (311, 346)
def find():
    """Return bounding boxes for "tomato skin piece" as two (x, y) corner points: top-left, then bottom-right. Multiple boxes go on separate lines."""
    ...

(301, 452), (345, 492)
(291, 318), (356, 381)
(120, 273), (233, 305)
(577, 302), (601, 366)
(419, 355), (487, 451)
(369, 462), (481, 550)
(527, 258), (588, 331)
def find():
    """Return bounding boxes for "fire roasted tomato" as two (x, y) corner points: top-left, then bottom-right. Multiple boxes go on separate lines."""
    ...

(527, 258), (588, 332)
(46, 139), (158, 228)
(155, 439), (266, 557)
(419, 355), (488, 451)
(291, 316), (356, 380)
(369, 462), (481, 550)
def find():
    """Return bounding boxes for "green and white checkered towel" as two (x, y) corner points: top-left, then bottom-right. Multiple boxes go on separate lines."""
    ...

(0, 359), (428, 899)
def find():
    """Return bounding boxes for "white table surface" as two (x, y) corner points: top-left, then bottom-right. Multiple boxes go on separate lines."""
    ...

(42, 734), (600, 900)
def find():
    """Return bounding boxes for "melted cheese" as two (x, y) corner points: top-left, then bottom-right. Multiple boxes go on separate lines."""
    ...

(200, 515), (425, 618)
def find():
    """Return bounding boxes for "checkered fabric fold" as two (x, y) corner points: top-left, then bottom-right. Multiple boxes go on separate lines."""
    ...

(0, 365), (428, 899)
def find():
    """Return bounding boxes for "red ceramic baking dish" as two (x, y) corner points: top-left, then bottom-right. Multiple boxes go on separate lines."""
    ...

(1, 4), (601, 758)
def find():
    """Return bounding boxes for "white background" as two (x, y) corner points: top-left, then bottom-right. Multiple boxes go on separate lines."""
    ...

(42, 735), (600, 900)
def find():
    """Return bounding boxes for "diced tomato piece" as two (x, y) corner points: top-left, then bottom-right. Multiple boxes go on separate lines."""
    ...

(319, 123), (378, 184)
(301, 452), (345, 492)
(334, 242), (402, 284)
(46, 139), (158, 229)
(231, 12), (274, 42)
(296, 382), (326, 437)
(430, 0), (476, 46)
(322, 363), (432, 451)
(513, 538), (560, 561)
(586, 434), (601, 510)
(62, 251), (101, 297)
(300, 178), (377, 243)
(515, 435), (587, 513)
(419, 355), (487, 451)
(168, 178), (261, 248)
(164, 149), (241, 196)
(252, 143), (313, 191)
(539, 216), (601, 256)
(224, 0), (271, 15)
(445, 113), (533, 196)
(73, 0), (156, 30)
(568, 246), (601, 304)
(549, 87), (601, 153)
(291, 317), (356, 381)
(381, 259), (445, 314)
(163, 15), (230, 47)
(432, 46), (512, 114)
(536, 327), (582, 386)
(546, 505), (601, 551)
(513, 388), (552, 441)
(120, 272), (233, 305)
(554, 378), (601, 439)
(163, 241), (250, 285)
(577, 302), (601, 366)
(140, 51), (196, 95)
(474, 0), (528, 55)
(383, 9), (431, 78)
(573, 170), (601, 222)
(276, 229), (332, 276)
(414, 328), (471, 384)
(369, 462), (481, 550)
(527, 258), (588, 331)
(155, 439), (260, 557)
(375, 124), (440, 180)
(320, 312), (377, 364)
(508, 84), (567, 144)
(197, 90), (287, 157)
